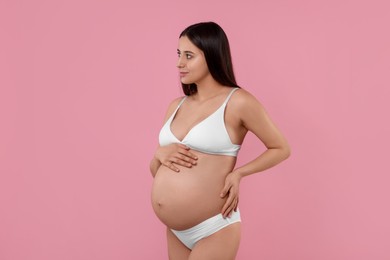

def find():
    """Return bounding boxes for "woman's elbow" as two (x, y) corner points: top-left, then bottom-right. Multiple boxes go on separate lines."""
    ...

(281, 142), (291, 160)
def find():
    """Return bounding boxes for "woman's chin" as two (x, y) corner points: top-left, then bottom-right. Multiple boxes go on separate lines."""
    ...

(180, 78), (193, 85)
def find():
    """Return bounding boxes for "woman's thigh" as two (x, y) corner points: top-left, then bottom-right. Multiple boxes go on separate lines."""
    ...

(166, 228), (191, 260)
(189, 222), (241, 260)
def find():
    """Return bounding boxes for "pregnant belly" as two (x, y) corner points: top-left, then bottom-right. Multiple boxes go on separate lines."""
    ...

(151, 163), (231, 230)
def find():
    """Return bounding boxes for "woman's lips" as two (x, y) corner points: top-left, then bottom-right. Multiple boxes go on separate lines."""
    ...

(179, 72), (188, 77)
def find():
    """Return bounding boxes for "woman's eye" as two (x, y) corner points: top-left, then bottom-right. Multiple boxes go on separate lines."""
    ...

(177, 52), (192, 59)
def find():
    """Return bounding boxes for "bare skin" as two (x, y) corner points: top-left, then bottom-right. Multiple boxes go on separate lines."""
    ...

(150, 36), (291, 259)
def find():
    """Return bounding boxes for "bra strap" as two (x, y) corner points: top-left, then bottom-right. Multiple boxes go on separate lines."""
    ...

(223, 87), (239, 105)
(169, 96), (187, 120)
(177, 96), (187, 108)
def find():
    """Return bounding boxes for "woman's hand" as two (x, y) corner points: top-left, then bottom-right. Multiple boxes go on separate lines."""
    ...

(155, 144), (198, 172)
(220, 171), (242, 218)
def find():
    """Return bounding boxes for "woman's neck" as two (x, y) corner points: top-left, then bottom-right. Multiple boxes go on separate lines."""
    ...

(194, 79), (226, 102)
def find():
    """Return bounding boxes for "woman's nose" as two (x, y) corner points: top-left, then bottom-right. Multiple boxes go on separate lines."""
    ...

(176, 57), (184, 68)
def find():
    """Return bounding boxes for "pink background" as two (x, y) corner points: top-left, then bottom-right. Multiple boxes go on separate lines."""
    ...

(1, 0), (389, 259)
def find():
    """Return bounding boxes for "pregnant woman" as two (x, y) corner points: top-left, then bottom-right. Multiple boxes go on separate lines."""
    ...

(150, 22), (291, 260)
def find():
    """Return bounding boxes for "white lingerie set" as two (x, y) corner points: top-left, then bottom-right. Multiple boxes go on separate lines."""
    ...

(158, 87), (241, 249)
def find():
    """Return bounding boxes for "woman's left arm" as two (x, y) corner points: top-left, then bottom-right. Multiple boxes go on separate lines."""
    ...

(220, 90), (291, 217)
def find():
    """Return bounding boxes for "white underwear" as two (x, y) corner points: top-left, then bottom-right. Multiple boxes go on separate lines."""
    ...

(171, 209), (241, 249)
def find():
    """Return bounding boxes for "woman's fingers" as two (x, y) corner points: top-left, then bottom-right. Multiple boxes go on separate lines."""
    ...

(159, 144), (198, 171)
(177, 154), (197, 166)
(222, 189), (237, 217)
(220, 183), (230, 198)
(223, 198), (237, 218)
(166, 161), (180, 172)
(167, 155), (192, 168)
(164, 155), (196, 172)
(178, 147), (198, 163)
(175, 147), (197, 167)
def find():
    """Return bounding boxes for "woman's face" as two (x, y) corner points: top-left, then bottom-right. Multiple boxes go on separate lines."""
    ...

(177, 36), (210, 85)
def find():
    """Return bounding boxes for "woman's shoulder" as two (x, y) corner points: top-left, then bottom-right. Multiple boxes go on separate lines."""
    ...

(229, 88), (270, 126)
(167, 96), (186, 110)
(231, 87), (263, 109)
(162, 95), (187, 121)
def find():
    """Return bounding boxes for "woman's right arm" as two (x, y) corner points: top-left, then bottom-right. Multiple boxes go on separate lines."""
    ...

(150, 156), (162, 178)
(150, 97), (197, 178)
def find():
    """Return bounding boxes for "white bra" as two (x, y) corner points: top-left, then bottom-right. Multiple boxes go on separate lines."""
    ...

(159, 88), (241, 157)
